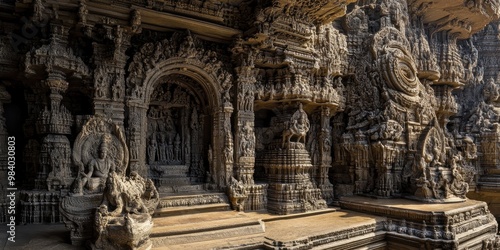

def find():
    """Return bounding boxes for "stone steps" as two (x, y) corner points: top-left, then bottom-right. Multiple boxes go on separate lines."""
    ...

(151, 211), (265, 247)
(151, 233), (265, 250)
(154, 203), (231, 217)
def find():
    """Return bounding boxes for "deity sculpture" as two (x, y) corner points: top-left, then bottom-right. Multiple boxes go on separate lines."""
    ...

(282, 103), (310, 148)
(70, 116), (129, 196)
(75, 135), (116, 195)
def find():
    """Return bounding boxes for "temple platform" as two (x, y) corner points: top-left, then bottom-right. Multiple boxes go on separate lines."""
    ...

(150, 207), (387, 250)
(340, 196), (499, 249)
(3, 196), (498, 250)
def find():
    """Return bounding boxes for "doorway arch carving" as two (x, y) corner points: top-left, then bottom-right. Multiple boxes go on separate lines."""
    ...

(125, 32), (233, 188)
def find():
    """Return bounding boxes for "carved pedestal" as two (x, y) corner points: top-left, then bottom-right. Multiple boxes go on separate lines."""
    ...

(92, 213), (153, 250)
(263, 141), (327, 215)
(60, 194), (102, 245)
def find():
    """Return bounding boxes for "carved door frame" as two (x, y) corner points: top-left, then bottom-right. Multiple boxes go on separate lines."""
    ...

(128, 59), (228, 187)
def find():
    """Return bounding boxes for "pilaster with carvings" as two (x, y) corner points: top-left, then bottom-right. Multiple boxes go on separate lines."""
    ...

(24, 22), (90, 191)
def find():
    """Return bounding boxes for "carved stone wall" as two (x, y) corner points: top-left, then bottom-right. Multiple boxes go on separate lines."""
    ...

(1, 0), (500, 247)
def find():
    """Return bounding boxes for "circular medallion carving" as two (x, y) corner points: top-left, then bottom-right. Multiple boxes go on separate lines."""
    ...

(381, 44), (419, 97)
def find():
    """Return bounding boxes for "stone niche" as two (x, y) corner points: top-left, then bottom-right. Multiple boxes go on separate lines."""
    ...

(146, 79), (207, 190)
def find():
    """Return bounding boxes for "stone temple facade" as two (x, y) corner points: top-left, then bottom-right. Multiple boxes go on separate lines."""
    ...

(2, 0), (500, 249)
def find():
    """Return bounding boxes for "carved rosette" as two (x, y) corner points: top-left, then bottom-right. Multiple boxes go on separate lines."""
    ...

(374, 28), (421, 106)
(380, 44), (419, 97)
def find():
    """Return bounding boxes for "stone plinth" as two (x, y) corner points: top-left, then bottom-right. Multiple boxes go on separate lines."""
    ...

(340, 196), (498, 249)
(60, 194), (102, 246)
(261, 141), (327, 215)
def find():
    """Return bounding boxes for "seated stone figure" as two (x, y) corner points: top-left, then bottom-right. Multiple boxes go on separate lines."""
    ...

(62, 116), (130, 245)
(75, 135), (116, 195)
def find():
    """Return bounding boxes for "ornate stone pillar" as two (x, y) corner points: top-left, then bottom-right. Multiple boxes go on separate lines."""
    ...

(37, 71), (73, 191)
(221, 100), (234, 187)
(126, 101), (148, 177)
(22, 22), (90, 192)
(307, 106), (335, 203)
(431, 31), (461, 127)
(23, 83), (44, 188)
(317, 106), (334, 203)
(210, 108), (226, 187)
(91, 26), (129, 127)
(234, 65), (256, 185)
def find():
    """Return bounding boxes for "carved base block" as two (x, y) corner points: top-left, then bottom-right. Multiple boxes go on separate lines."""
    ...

(318, 183), (334, 204)
(19, 190), (65, 224)
(261, 142), (327, 214)
(59, 194), (102, 246)
(93, 213), (153, 250)
(267, 183), (327, 215)
(340, 196), (498, 249)
(243, 184), (268, 211)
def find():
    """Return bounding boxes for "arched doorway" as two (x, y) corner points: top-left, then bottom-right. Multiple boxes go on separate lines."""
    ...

(125, 32), (232, 189)
(146, 74), (212, 192)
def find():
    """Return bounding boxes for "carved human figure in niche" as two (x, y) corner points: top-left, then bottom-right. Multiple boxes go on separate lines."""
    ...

(148, 133), (157, 163)
(158, 134), (167, 162)
(76, 135), (116, 194)
(179, 33), (196, 58)
(208, 145), (213, 170)
(225, 144), (233, 163)
(130, 9), (141, 33)
(449, 156), (469, 197)
(240, 121), (255, 157)
(282, 103), (310, 148)
(463, 136), (477, 160)
(112, 82), (122, 101)
(46, 147), (72, 190)
(71, 116), (128, 196)
(174, 134), (181, 161)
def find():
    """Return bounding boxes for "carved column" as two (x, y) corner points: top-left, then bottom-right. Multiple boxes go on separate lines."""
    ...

(91, 27), (129, 127)
(234, 65), (256, 185)
(231, 53), (267, 211)
(19, 82), (43, 189)
(431, 31), (462, 126)
(308, 106), (335, 203)
(210, 108), (225, 187)
(222, 103), (234, 187)
(22, 22), (89, 193)
(37, 71), (73, 191)
(317, 106), (334, 203)
(126, 101), (148, 177)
